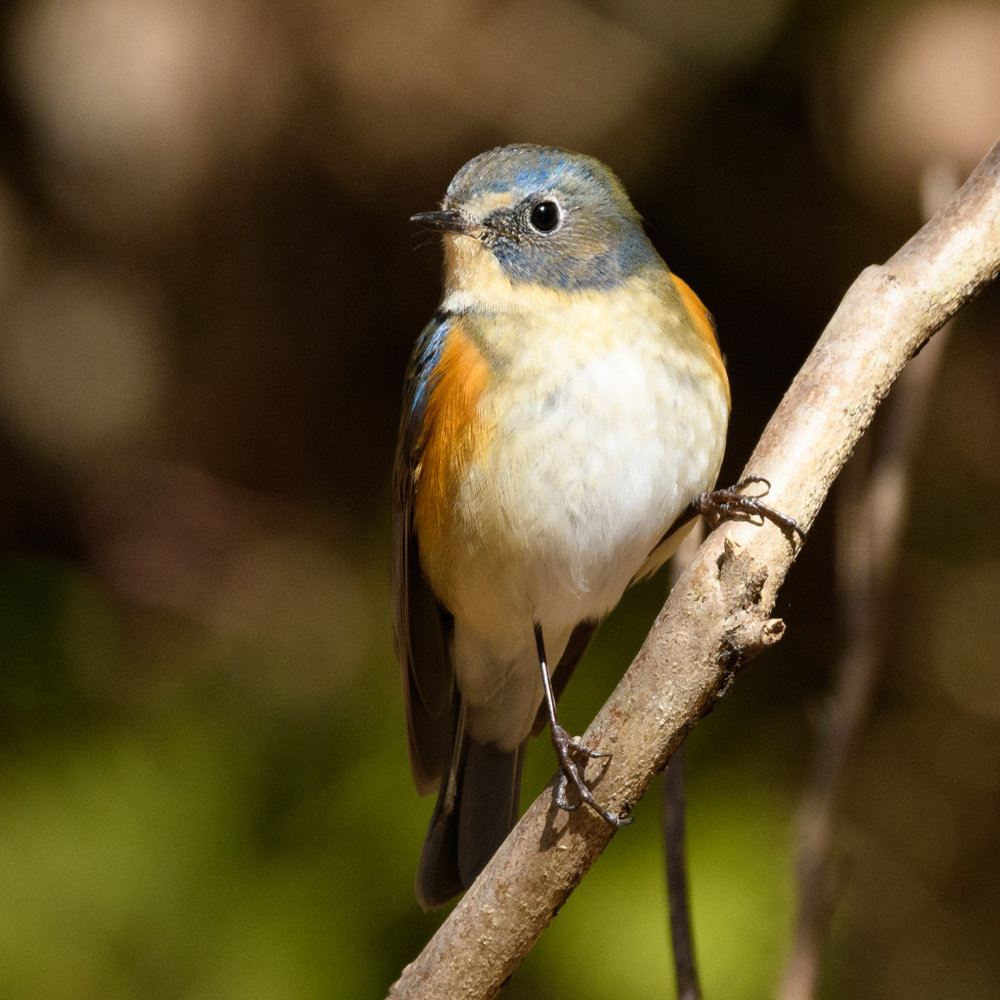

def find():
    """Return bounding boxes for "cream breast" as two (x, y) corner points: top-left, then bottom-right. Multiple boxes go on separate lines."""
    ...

(423, 264), (730, 641)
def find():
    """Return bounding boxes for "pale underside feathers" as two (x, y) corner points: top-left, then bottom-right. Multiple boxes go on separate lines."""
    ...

(394, 143), (731, 908)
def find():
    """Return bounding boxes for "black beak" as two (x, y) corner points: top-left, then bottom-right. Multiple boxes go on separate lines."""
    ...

(410, 209), (470, 234)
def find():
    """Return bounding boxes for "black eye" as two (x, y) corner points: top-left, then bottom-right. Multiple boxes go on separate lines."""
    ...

(529, 200), (560, 233)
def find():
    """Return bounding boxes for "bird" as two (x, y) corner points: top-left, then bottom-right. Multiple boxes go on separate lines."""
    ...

(393, 143), (796, 909)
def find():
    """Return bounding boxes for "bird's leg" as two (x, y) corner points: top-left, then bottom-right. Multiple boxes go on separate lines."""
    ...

(683, 475), (805, 541)
(534, 625), (633, 828)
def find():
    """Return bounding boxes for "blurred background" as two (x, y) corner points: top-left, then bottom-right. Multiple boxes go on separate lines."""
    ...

(0, 0), (998, 996)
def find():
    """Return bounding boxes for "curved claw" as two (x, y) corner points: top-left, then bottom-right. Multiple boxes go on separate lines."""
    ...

(609, 806), (634, 828)
(735, 474), (771, 494)
(550, 724), (631, 826)
(567, 737), (612, 760)
(555, 773), (581, 812)
(580, 786), (633, 828)
(695, 476), (806, 543)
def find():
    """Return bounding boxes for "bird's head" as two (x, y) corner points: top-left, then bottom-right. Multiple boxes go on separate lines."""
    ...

(412, 144), (660, 304)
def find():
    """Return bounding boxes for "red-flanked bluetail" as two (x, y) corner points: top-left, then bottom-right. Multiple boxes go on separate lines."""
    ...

(394, 144), (732, 909)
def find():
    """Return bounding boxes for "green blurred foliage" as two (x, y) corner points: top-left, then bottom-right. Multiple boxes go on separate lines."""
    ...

(0, 552), (805, 1000)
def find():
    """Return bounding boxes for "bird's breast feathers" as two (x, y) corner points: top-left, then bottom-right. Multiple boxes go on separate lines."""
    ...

(412, 269), (730, 632)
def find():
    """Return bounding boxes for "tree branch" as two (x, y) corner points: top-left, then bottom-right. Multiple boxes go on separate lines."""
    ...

(388, 137), (1000, 1000)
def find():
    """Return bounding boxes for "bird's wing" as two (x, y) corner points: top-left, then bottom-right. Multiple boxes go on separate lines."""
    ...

(632, 273), (729, 584)
(393, 310), (457, 795)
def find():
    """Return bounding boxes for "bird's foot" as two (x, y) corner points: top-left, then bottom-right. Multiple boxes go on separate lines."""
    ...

(550, 724), (633, 827)
(694, 475), (805, 542)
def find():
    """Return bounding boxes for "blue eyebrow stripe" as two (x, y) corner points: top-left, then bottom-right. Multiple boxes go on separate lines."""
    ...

(448, 152), (597, 198)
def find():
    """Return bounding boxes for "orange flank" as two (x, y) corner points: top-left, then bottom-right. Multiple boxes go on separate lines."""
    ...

(413, 322), (492, 547)
(671, 274), (730, 402)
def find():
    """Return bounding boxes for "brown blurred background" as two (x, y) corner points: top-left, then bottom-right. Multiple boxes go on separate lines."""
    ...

(0, 0), (998, 997)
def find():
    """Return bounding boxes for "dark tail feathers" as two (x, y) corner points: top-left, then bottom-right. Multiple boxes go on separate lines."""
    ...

(415, 732), (526, 910)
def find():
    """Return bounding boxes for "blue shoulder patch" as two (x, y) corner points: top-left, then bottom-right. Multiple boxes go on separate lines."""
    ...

(402, 309), (452, 454)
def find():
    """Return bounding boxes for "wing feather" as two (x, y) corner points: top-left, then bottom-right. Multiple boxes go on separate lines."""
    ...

(392, 310), (457, 794)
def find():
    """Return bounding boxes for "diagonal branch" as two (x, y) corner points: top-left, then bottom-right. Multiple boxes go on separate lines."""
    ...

(388, 136), (1000, 1000)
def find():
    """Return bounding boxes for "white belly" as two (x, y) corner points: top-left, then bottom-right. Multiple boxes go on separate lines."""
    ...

(428, 279), (730, 747)
(451, 345), (727, 633)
